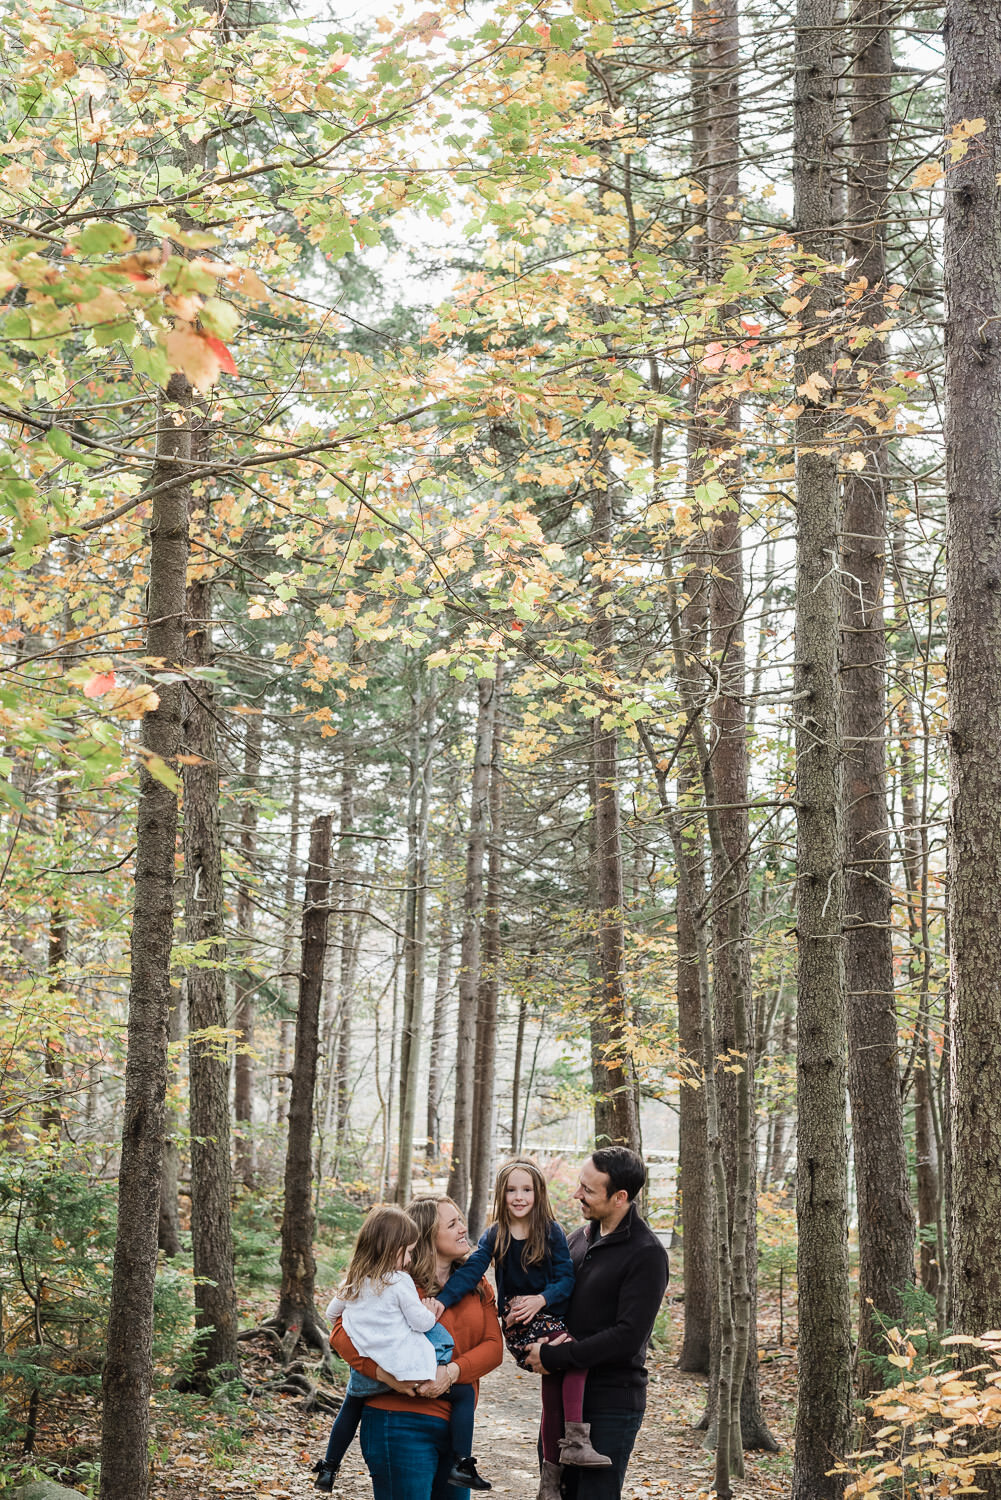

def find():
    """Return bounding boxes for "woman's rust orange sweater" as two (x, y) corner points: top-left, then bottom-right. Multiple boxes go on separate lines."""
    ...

(330, 1279), (503, 1424)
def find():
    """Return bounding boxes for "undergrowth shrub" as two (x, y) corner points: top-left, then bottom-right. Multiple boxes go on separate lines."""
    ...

(836, 1329), (1001, 1497)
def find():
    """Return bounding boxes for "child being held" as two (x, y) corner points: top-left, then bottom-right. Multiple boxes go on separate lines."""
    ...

(312, 1204), (490, 1494)
(432, 1159), (610, 1500)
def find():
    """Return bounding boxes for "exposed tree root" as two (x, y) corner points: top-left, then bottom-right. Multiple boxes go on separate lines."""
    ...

(237, 1309), (339, 1412)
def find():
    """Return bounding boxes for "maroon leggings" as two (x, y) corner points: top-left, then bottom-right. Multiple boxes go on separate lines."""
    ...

(502, 1304), (588, 1463)
(540, 1366), (588, 1461)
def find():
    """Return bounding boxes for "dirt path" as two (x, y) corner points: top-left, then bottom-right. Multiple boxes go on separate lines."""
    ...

(286, 1352), (786, 1500)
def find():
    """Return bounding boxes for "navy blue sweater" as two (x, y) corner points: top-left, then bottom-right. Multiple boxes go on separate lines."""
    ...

(437, 1221), (576, 1317)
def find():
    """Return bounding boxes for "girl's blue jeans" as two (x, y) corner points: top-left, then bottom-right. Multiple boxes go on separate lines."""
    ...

(359, 1406), (470, 1500)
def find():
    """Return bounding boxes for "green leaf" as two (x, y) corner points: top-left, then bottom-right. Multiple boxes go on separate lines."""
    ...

(46, 428), (105, 469)
(76, 222), (135, 256)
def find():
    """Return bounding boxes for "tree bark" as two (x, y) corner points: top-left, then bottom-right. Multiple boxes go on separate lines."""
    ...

(397, 678), (433, 1206)
(100, 372), (191, 1500)
(945, 1), (1001, 1432)
(182, 568), (238, 1388)
(590, 462), (641, 1153)
(426, 865), (454, 1158)
(234, 716), (262, 1190)
(843, 0), (915, 1389)
(448, 671), (498, 1208)
(333, 763), (355, 1154)
(277, 741), (302, 1128)
(468, 664), (506, 1238)
(791, 0), (853, 1491)
(158, 987), (184, 1259)
(276, 814), (333, 1363)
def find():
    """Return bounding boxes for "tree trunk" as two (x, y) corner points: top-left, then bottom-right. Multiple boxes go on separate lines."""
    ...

(334, 764), (355, 1154)
(448, 671), (498, 1208)
(676, 808), (713, 1376)
(182, 569), (238, 1389)
(791, 0), (853, 1488)
(275, 814), (334, 1364)
(945, 2), (1001, 1435)
(234, 716), (262, 1190)
(158, 988), (184, 1259)
(100, 372), (191, 1500)
(590, 462), (640, 1152)
(843, 0), (915, 1389)
(277, 741), (302, 1128)
(469, 664), (506, 1238)
(426, 866), (454, 1158)
(397, 679), (433, 1206)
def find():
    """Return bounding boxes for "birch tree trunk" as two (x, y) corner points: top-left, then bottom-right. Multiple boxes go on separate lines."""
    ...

(945, 4), (1001, 1444)
(448, 672), (498, 1208)
(182, 569), (238, 1388)
(843, 0), (914, 1386)
(100, 372), (191, 1500)
(792, 0), (853, 1489)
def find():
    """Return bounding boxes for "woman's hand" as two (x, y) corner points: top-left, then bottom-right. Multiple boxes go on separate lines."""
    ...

(374, 1366), (423, 1398)
(505, 1293), (547, 1326)
(416, 1361), (458, 1398)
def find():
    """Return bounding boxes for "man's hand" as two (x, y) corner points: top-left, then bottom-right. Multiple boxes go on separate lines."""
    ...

(524, 1334), (569, 1374)
(422, 1296), (445, 1320)
(505, 1293), (547, 1326)
(416, 1362), (457, 1398)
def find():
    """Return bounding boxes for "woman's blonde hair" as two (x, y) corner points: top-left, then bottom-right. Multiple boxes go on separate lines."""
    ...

(406, 1195), (469, 1296)
(489, 1158), (555, 1269)
(339, 1205), (419, 1302)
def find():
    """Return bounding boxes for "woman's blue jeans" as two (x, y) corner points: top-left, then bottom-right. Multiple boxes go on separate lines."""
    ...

(359, 1406), (469, 1500)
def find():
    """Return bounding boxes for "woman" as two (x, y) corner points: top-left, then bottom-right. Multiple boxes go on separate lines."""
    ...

(330, 1196), (503, 1500)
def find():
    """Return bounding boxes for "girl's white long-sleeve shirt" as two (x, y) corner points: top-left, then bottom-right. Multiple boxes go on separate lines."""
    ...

(325, 1270), (439, 1380)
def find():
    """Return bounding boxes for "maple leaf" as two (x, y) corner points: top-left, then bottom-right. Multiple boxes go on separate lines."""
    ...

(83, 671), (116, 697)
(164, 324), (236, 389)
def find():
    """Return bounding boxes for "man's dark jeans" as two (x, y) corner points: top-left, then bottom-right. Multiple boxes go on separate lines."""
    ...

(556, 1405), (645, 1500)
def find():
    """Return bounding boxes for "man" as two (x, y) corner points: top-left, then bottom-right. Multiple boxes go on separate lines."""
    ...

(526, 1146), (669, 1499)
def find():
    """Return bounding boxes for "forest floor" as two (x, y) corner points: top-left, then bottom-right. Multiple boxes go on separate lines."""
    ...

(145, 1295), (796, 1500)
(8, 1284), (796, 1497)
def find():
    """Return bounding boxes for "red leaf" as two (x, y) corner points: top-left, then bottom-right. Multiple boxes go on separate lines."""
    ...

(84, 671), (116, 698)
(201, 334), (238, 376)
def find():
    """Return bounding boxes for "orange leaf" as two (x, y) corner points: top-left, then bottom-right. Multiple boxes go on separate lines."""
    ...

(83, 671), (116, 697)
(202, 334), (237, 376)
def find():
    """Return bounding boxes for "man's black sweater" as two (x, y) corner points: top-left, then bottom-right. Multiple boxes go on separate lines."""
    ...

(538, 1203), (669, 1411)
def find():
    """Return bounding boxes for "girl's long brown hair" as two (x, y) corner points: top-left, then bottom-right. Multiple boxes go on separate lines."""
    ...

(406, 1195), (470, 1296)
(489, 1158), (555, 1269)
(339, 1205), (419, 1302)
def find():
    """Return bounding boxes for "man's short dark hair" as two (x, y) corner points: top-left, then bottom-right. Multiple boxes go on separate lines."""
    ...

(591, 1146), (646, 1201)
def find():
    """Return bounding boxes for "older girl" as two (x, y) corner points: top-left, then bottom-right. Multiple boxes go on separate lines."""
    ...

(434, 1160), (610, 1500)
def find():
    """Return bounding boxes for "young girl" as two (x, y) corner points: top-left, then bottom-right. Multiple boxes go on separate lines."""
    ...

(432, 1159), (610, 1500)
(312, 1204), (490, 1494)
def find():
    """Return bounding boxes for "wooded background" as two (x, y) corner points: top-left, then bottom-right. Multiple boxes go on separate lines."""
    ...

(2, 0), (1001, 1498)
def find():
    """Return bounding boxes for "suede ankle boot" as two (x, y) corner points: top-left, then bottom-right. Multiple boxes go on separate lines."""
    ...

(558, 1421), (613, 1468)
(537, 1458), (563, 1500)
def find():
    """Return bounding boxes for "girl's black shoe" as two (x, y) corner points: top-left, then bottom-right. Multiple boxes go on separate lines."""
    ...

(311, 1458), (338, 1493)
(448, 1455), (492, 1491)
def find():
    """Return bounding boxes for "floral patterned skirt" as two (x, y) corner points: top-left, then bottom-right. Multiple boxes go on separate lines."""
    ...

(501, 1302), (571, 1370)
